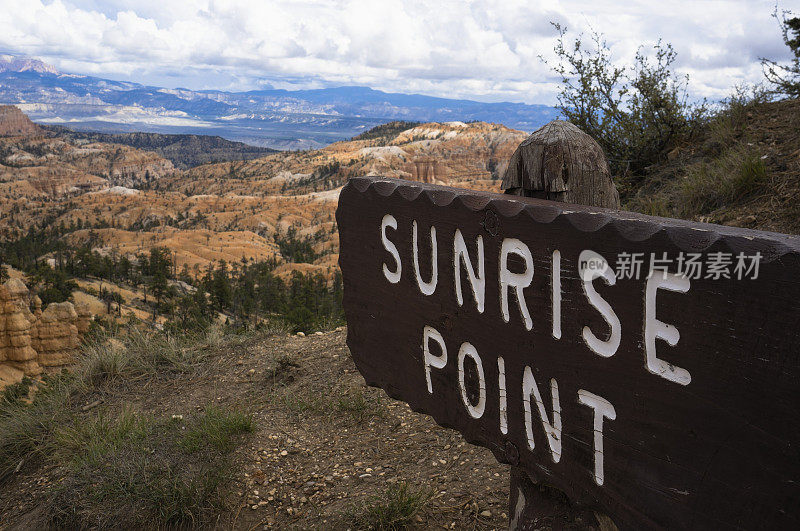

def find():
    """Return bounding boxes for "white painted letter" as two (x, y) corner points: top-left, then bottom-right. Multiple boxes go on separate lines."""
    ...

(454, 229), (485, 313)
(580, 250), (621, 357)
(522, 367), (562, 463)
(498, 357), (508, 434)
(457, 342), (486, 419)
(577, 389), (616, 486)
(381, 214), (401, 284)
(413, 220), (438, 295)
(645, 272), (691, 385)
(423, 326), (447, 394)
(552, 250), (562, 339)
(500, 238), (534, 331)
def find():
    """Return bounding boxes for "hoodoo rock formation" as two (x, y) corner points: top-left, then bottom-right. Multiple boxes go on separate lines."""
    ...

(408, 157), (443, 183)
(0, 278), (91, 388)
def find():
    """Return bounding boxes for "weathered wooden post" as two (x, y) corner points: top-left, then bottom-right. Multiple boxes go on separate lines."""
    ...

(336, 123), (800, 529)
(501, 120), (620, 208)
(502, 121), (620, 530)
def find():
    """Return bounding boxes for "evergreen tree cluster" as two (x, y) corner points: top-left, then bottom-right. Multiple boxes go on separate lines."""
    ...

(179, 259), (343, 333)
(1, 227), (344, 333)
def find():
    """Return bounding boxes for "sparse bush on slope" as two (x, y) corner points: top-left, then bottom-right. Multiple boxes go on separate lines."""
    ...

(677, 145), (768, 216)
(544, 23), (707, 178)
(351, 121), (422, 144)
(623, 90), (800, 232)
(761, 8), (800, 98)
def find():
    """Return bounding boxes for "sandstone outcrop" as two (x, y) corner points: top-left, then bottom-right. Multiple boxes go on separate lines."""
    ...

(0, 105), (42, 136)
(0, 279), (91, 388)
(0, 279), (39, 378)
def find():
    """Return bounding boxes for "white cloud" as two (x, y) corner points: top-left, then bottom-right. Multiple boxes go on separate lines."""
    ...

(0, 0), (794, 104)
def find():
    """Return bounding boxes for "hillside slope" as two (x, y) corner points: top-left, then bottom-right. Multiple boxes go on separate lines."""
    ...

(42, 127), (278, 169)
(624, 97), (800, 234)
(0, 106), (174, 208)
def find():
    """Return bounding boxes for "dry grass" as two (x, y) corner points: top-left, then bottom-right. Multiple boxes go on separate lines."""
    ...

(623, 90), (800, 234)
(346, 482), (434, 530)
(270, 376), (386, 422)
(47, 405), (252, 529)
(677, 145), (768, 216)
(626, 144), (769, 220)
(0, 325), (256, 528)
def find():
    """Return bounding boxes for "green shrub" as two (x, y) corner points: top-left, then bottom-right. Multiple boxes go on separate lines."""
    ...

(545, 23), (707, 177)
(0, 374), (77, 482)
(178, 405), (254, 454)
(707, 83), (771, 146)
(761, 8), (800, 98)
(1, 376), (33, 406)
(336, 387), (385, 422)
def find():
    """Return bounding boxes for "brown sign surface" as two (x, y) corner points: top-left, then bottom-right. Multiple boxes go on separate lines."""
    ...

(336, 176), (800, 529)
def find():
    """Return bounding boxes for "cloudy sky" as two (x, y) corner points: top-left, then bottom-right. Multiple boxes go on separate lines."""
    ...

(0, 0), (795, 104)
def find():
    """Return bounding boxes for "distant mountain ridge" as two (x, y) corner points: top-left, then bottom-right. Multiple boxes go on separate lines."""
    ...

(41, 127), (277, 169)
(0, 55), (58, 75)
(0, 55), (559, 150)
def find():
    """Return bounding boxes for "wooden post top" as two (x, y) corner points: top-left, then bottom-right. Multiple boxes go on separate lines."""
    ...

(502, 120), (620, 209)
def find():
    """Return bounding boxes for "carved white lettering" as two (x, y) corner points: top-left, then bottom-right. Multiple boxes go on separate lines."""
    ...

(500, 238), (534, 331)
(454, 229), (485, 313)
(381, 214), (401, 284)
(413, 220), (438, 295)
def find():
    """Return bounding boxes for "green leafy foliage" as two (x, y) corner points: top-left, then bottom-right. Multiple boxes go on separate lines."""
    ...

(29, 263), (78, 305)
(1, 377), (32, 406)
(545, 23), (707, 177)
(274, 226), (321, 263)
(2, 223), (343, 332)
(172, 259), (344, 333)
(761, 8), (800, 97)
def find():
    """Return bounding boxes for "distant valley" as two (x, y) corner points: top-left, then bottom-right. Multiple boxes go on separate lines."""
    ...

(0, 55), (559, 150)
(0, 106), (524, 279)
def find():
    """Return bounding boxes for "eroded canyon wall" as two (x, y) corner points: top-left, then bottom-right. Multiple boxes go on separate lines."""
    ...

(0, 278), (91, 387)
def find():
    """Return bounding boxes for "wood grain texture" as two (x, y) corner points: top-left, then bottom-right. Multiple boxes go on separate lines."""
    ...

(502, 120), (620, 208)
(337, 176), (800, 530)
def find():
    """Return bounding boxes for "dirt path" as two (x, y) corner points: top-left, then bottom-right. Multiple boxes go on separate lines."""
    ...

(225, 329), (511, 529)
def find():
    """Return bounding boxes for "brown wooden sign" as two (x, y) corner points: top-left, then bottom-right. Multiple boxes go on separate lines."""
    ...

(336, 176), (800, 529)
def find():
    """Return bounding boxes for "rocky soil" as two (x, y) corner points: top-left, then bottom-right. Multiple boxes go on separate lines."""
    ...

(0, 328), (517, 529)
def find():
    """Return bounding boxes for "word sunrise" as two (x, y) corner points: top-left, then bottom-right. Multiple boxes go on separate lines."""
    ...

(381, 211), (688, 485)
(337, 177), (800, 529)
